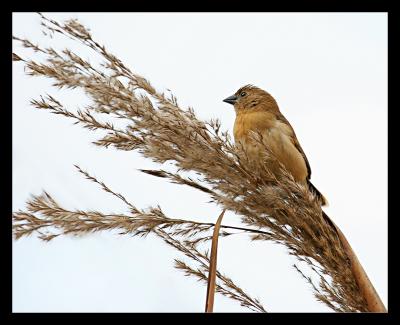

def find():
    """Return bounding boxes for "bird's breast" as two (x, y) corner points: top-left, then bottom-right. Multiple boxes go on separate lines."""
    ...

(233, 112), (308, 182)
(233, 111), (276, 141)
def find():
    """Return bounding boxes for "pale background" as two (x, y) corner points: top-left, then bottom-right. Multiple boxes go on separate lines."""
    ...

(12, 12), (388, 312)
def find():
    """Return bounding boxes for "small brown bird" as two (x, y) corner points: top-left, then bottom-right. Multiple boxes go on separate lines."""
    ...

(223, 84), (328, 206)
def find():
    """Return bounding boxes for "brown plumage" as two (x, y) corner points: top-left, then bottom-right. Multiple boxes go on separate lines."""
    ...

(223, 84), (328, 206)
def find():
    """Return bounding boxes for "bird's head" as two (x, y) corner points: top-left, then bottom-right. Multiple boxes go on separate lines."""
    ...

(223, 84), (279, 113)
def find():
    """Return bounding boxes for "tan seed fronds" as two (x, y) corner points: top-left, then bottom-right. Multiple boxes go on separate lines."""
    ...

(12, 165), (265, 312)
(12, 13), (375, 312)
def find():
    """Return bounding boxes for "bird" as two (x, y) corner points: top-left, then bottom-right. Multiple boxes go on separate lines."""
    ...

(223, 85), (387, 313)
(223, 84), (328, 206)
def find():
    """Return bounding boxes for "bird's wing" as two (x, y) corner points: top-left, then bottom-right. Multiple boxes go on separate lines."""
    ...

(276, 112), (328, 206)
(276, 112), (312, 180)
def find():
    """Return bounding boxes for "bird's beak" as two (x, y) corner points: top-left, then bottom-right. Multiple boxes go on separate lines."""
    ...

(223, 94), (238, 105)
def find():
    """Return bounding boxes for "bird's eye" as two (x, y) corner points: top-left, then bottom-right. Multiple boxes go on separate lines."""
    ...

(240, 92), (247, 97)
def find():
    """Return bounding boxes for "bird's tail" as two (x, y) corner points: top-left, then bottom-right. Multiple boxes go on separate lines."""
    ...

(308, 182), (337, 235)
(308, 181), (329, 207)
(321, 210), (338, 234)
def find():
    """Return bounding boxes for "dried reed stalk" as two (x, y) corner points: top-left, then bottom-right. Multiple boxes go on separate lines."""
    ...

(327, 217), (386, 312)
(205, 210), (225, 312)
(12, 13), (385, 312)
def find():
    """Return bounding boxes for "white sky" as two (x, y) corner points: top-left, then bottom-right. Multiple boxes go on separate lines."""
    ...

(12, 12), (387, 312)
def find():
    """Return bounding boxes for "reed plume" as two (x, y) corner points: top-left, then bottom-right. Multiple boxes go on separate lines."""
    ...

(13, 13), (376, 312)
